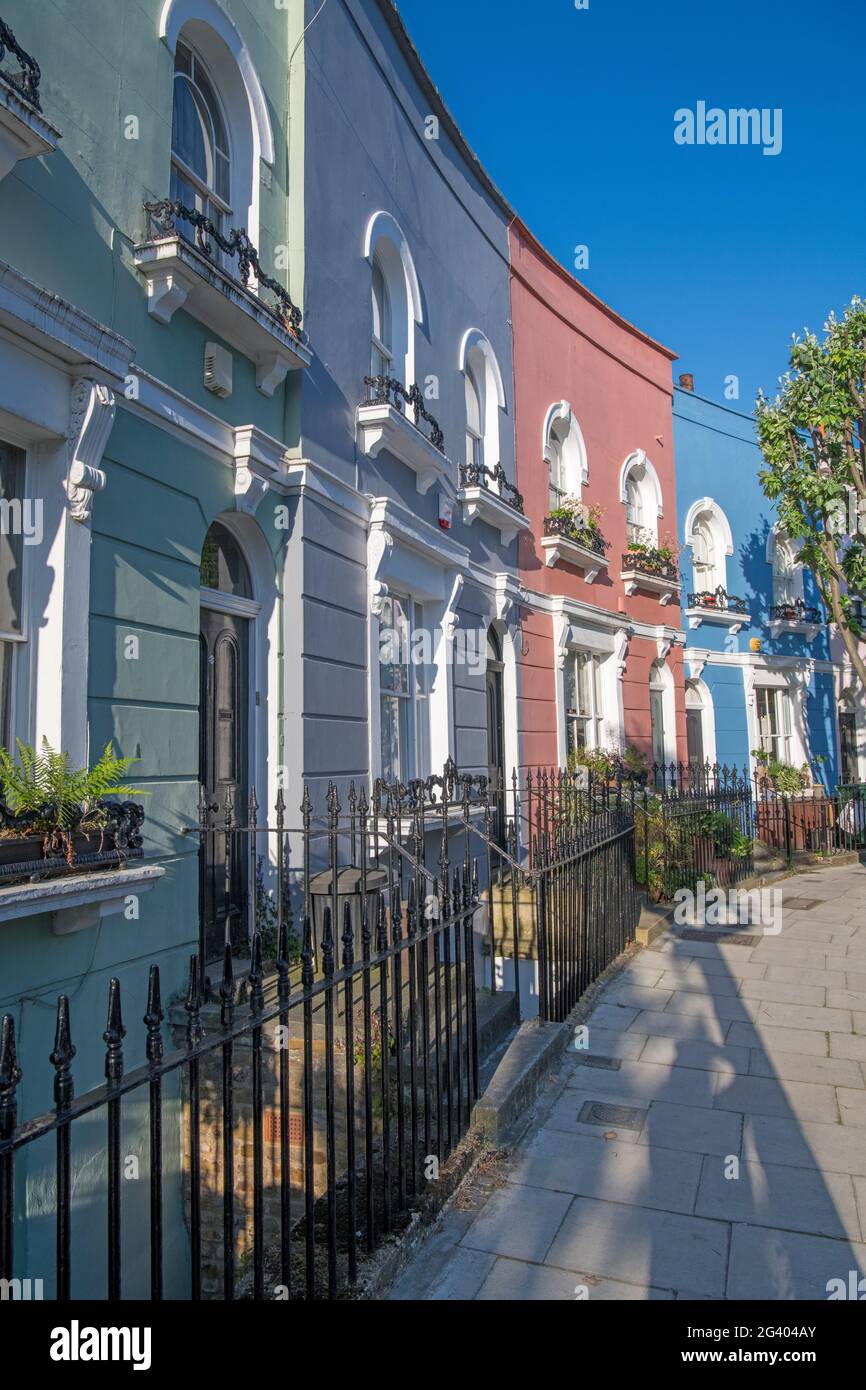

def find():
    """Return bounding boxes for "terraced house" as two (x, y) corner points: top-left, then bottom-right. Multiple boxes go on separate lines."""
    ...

(0, 0), (860, 1308)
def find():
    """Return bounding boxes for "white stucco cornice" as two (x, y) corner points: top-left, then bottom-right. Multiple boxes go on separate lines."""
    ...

(0, 257), (134, 385)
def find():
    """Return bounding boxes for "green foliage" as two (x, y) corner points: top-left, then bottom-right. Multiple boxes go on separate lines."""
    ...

(0, 738), (146, 833)
(756, 298), (866, 684)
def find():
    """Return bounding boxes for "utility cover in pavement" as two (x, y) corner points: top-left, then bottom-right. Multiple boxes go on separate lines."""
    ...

(782, 899), (821, 912)
(577, 1101), (647, 1131)
(573, 1055), (622, 1071)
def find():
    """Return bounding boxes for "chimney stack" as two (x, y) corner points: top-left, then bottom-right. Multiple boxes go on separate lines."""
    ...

(678, 372), (695, 392)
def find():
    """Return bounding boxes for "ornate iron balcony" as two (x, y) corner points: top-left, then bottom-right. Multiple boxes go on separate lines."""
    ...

(543, 512), (608, 557)
(689, 586), (749, 614)
(364, 375), (445, 454)
(622, 545), (678, 582)
(770, 599), (822, 625)
(142, 199), (303, 338)
(459, 461), (524, 514)
(0, 16), (41, 110)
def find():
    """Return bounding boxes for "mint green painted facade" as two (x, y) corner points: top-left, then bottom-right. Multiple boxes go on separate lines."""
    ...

(0, 0), (307, 1295)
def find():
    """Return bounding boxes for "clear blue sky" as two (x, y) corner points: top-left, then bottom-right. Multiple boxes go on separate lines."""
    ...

(396, 0), (865, 410)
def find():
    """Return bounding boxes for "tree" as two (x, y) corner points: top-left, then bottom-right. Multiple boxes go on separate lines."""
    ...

(756, 298), (866, 688)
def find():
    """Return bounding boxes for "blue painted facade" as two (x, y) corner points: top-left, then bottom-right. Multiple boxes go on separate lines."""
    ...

(673, 386), (842, 788)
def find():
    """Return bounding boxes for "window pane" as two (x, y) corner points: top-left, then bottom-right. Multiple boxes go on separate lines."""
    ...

(0, 440), (25, 636)
(465, 367), (482, 436)
(379, 596), (409, 696)
(172, 75), (210, 183)
(576, 653), (591, 716)
(200, 521), (252, 598)
(372, 259), (392, 355)
(380, 694), (400, 784)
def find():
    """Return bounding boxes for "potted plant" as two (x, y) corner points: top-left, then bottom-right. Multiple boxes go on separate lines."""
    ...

(0, 739), (147, 886)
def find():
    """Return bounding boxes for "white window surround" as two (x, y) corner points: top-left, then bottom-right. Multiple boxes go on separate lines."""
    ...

(159, 0), (275, 249)
(744, 666), (809, 771)
(200, 509), (282, 832)
(553, 613), (623, 765)
(619, 450), (663, 544)
(0, 74), (61, 182)
(0, 261), (134, 768)
(543, 401), (588, 504)
(766, 525), (820, 636)
(458, 328), (506, 478)
(650, 659), (677, 769)
(367, 498), (469, 781)
(363, 210), (423, 388)
(685, 675), (718, 767)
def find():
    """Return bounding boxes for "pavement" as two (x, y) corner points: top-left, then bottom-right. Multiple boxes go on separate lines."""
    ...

(387, 863), (866, 1301)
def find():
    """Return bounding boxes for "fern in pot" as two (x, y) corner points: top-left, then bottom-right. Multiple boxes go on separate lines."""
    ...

(0, 739), (147, 882)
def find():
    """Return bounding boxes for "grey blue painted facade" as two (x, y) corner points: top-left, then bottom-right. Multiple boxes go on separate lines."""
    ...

(673, 385), (842, 787)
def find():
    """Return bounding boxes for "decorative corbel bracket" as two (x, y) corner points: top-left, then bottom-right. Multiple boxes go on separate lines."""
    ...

(614, 629), (631, 679)
(66, 379), (115, 522)
(687, 656), (707, 682)
(368, 528), (395, 618)
(234, 465), (270, 516)
(443, 572), (465, 642)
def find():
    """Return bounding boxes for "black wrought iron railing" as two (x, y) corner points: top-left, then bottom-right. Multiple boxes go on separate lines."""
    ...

(688, 586), (749, 614)
(543, 512), (608, 557)
(622, 546), (678, 583)
(769, 599), (823, 625)
(0, 16), (41, 110)
(459, 460), (524, 514)
(142, 199), (303, 338)
(363, 375), (445, 453)
(0, 761), (638, 1301)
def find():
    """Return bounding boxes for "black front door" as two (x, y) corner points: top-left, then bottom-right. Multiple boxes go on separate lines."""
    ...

(486, 635), (506, 845)
(840, 711), (858, 785)
(200, 607), (250, 964)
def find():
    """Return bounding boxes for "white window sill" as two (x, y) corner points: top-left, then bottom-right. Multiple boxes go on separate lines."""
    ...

(769, 619), (821, 640)
(133, 234), (311, 395)
(357, 402), (451, 496)
(621, 569), (681, 605)
(0, 77), (60, 182)
(0, 864), (165, 935)
(686, 606), (751, 636)
(458, 486), (530, 546)
(540, 534), (608, 583)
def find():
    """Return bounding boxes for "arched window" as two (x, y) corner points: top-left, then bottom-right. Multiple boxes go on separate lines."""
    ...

(625, 474), (644, 542)
(460, 330), (506, 480)
(547, 427), (566, 511)
(365, 212), (422, 388)
(691, 518), (718, 591)
(620, 451), (662, 545)
(171, 39), (231, 241)
(371, 255), (393, 379)
(684, 498), (733, 595)
(465, 359), (485, 469)
(543, 403), (588, 513)
(200, 520), (252, 598)
(769, 529), (804, 609)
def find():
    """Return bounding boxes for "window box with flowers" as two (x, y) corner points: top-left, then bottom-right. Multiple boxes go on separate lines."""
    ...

(541, 498), (609, 583)
(621, 536), (681, 604)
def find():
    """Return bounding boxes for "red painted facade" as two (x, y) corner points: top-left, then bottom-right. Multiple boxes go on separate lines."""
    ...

(508, 218), (688, 772)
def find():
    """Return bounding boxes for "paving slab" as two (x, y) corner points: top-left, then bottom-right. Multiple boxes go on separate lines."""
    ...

(567, 1026), (648, 1061)
(713, 1073), (840, 1123)
(460, 1182), (573, 1263)
(630, 1011), (731, 1044)
(749, 1001), (853, 1034)
(543, 1088), (643, 1143)
(727, 1223), (866, 1300)
(736, 978), (827, 1007)
(836, 1088), (866, 1129)
(658, 968), (740, 996)
(743, 1113), (866, 1177)
(830, 1033), (866, 1062)
(639, 1036), (751, 1075)
(563, 1058), (718, 1106)
(639, 1100), (742, 1157)
(748, 1048), (865, 1089)
(545, 1197), (730, 1297)
(727, 1021), (830, 1056)
(695, 1156), (860, 1241)
(599, 984), (673, 1012)
(475, 1257), (674, 1301)
(510, 1130), (702, 1213)
(663, 990), (757, 1023)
